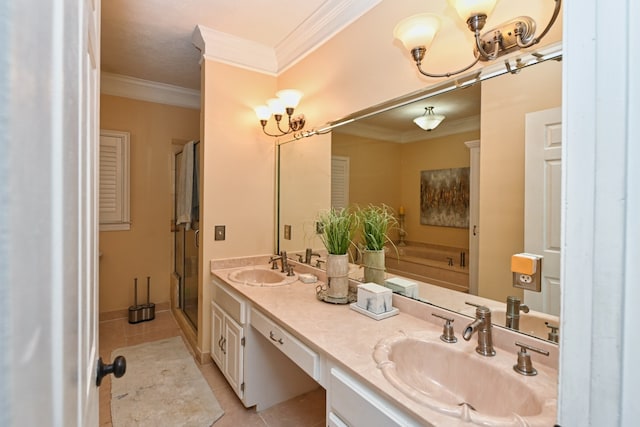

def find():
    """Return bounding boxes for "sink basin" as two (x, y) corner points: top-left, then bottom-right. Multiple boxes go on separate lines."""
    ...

(228, 267), (297, 287)
(373, 333), (557, 425)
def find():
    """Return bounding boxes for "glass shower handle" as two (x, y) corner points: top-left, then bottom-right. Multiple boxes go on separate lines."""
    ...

(194, 229), (199, 248)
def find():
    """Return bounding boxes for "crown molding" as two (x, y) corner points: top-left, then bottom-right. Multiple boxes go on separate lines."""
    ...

(101, 72), (201, 109)
(275, 0), (383, 73)
(192, 0), (382, 75)
(192, 25), (279, 75)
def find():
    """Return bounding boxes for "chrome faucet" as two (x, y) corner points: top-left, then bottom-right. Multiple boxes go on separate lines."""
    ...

(462, 306), (496, 356)
(505, 296), (529, 330)
(268, 251), (289, 273)
(304, 248), (321, 265)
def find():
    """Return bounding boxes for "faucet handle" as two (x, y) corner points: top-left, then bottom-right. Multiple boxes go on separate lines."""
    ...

(545, 322), (560, 343)
(432, 313), (457, 343)
(465, 301), (480, 308)
(268, 255), (280, 270)
(513, 341), (550, 376)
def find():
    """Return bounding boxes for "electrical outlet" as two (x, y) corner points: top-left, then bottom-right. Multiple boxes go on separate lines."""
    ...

(519, 274), (533, 284)
(315, 221), (324, 234)
(214, 225), (225, 241)
(513, 271), (541, 291)
(284, 225), (292, 240)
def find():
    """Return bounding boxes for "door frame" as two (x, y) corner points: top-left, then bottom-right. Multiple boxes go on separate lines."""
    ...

(1, 0), (101, 424)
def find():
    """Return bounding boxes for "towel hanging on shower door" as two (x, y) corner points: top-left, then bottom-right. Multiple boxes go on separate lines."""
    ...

(176, 141), (195, 229)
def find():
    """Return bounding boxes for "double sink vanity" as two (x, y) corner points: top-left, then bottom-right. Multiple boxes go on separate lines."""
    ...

(210, 255), (558, 426)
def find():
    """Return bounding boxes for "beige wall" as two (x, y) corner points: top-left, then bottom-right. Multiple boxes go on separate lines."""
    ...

(332, 134), (402, 208)
(198, 60), (278, 353)
(478, 59), (562, 301)
(400, 131), (478, 248)
(99, 95), (200, 314)
(279, 134), (332, 253)
(332, 130), (476, 249)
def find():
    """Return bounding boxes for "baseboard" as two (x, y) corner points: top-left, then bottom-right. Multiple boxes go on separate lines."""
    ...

(99, 301), (170, 321)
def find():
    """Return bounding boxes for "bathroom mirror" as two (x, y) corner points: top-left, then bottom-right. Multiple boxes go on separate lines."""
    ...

(278, 45), (562, 343)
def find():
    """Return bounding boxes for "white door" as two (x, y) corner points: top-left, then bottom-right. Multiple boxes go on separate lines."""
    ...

(1, 0), (101, 425)
(524, 107), (562, 316)
(465, 140), (480, 295)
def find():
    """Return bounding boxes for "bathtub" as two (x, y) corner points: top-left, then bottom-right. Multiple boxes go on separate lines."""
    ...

(385, 243), (469, 293)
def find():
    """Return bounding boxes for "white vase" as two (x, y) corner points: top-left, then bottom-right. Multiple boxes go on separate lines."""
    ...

(325, 253), (350, 302)
(363, 249), (385, 285)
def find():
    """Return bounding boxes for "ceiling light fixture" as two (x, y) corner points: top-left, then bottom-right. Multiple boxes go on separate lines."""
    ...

(394, 0), (562, 78)
(413, 106), (445, 131)
(255, 89), (306, 137)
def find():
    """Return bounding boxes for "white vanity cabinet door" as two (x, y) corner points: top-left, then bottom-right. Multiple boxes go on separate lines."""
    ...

(210, 300), (245, 400)
(329, 368), (421, 427)
(210, 302), (224, 368)
(222, 314), (244, 397)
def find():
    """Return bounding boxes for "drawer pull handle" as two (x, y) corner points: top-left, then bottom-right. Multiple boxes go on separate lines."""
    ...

(269, 331), (284, 345)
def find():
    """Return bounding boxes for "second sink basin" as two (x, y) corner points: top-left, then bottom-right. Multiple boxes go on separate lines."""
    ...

(228, 267), (297, 287)
(373, 333), (557, 425)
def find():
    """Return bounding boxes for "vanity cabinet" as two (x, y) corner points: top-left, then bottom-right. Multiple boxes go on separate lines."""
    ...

(210, 301), (244, 398)
(210, 277), (319, 410)
(210, 279), (247, 400)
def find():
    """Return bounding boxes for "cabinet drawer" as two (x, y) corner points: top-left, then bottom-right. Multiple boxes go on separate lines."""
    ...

(330, 368), (420, 427)
(250, 308), (319, 381)
(212, 279), (246, 324)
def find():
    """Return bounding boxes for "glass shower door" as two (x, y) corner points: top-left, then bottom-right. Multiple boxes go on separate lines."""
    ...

(174, 147), (199, 330)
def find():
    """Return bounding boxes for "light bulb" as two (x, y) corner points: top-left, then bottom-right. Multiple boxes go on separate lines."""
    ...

(448, 0), (498, 22)
(276, 89), (303, 109)
(254, 105), (271, 121)
(393, 13), (441, 51)
(267, 98), (285, 115)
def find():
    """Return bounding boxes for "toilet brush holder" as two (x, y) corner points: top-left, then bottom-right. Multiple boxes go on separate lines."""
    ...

(141, 276), (155, 322)
(128, 278), (145, 324)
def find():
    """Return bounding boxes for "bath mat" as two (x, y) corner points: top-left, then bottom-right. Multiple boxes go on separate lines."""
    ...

(111, 336), (224, 427)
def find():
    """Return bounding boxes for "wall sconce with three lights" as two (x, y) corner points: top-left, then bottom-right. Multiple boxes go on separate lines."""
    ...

(254, 89), (306, 137)
(393, 0), (562, 78)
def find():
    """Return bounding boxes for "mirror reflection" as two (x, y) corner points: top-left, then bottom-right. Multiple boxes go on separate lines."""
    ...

(278, 50), (562, 343)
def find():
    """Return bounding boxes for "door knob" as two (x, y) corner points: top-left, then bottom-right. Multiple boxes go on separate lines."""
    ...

(96, 355), (126, 386)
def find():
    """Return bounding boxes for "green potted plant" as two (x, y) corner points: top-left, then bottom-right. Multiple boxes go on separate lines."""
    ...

(316, 207), (358, 303)
(357, 204), (399, 285)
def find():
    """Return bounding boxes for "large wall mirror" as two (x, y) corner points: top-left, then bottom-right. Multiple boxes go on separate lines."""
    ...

(278, 45), (562, 343)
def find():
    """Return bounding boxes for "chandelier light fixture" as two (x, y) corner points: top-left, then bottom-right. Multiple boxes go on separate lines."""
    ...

(255, 89), (306, 137)
(393, 0), (562, 78)
(413, 106), (446, 131)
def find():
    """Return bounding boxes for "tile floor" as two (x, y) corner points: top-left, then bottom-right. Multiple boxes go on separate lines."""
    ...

(99, 310), (326, 427)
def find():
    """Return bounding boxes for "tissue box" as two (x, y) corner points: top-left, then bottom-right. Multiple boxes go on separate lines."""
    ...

(384, 277), (419, 299)
(357, 283), (393, 314)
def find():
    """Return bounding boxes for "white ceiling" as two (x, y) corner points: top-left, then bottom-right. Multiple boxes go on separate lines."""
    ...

(101, 0), (377, 90)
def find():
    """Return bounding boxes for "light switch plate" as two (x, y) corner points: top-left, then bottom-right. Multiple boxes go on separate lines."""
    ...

(284, 225), (292, 240)
(214, 225), (225, 241)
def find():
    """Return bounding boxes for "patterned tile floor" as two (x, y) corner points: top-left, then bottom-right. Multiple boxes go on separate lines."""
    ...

(99, 310), (325, 426)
